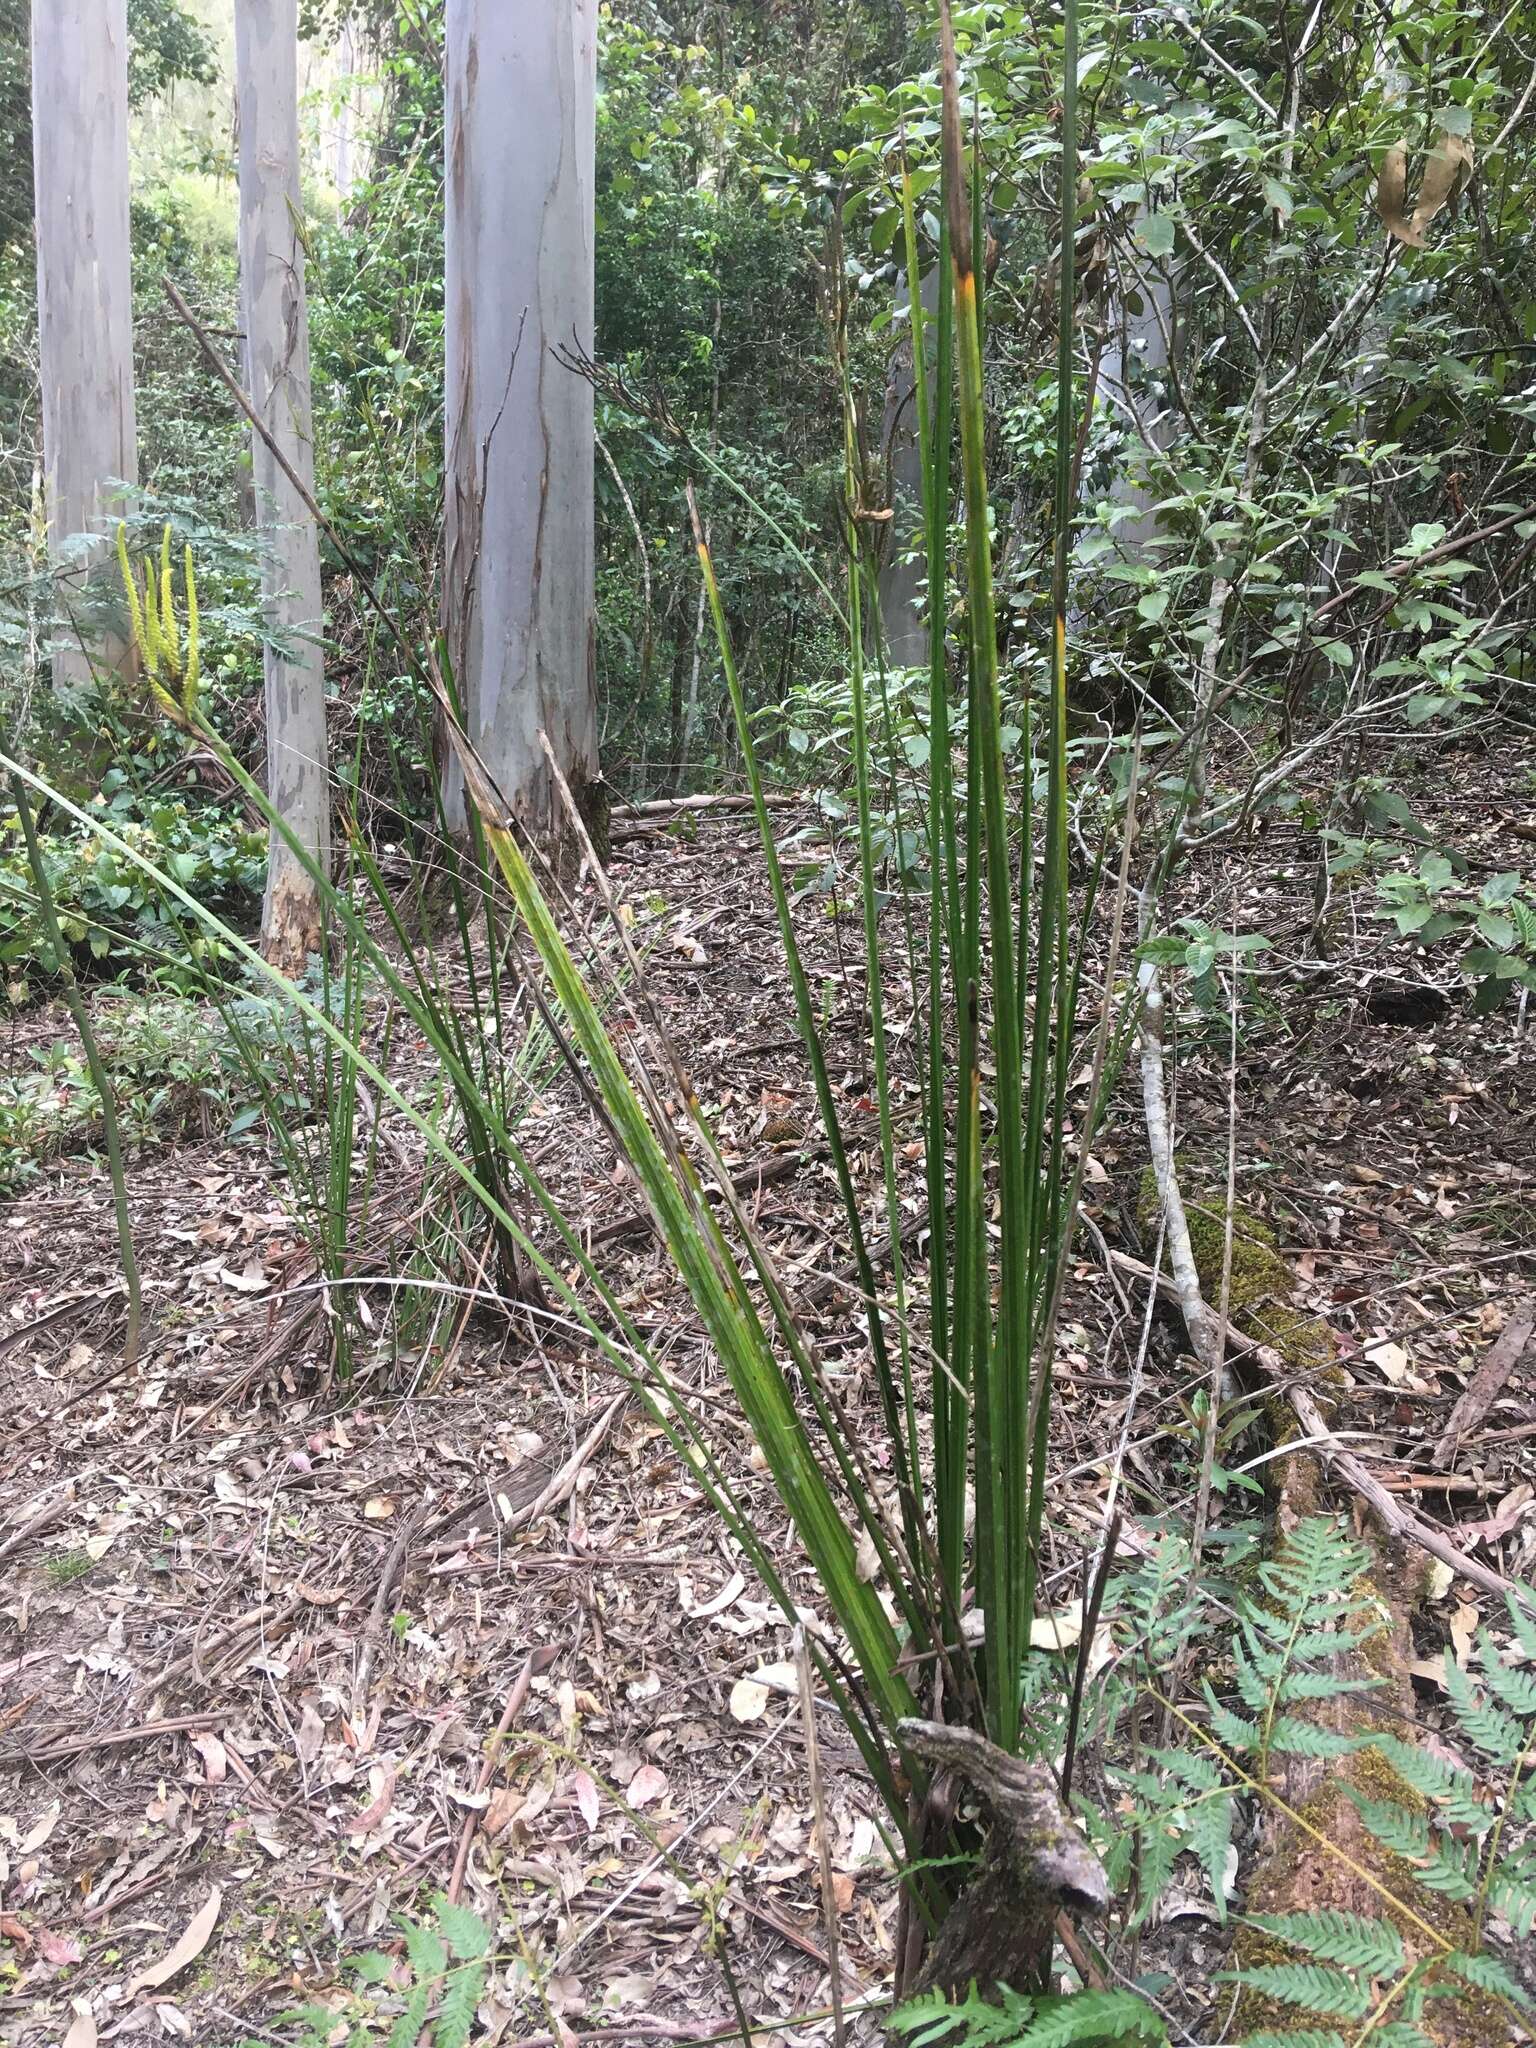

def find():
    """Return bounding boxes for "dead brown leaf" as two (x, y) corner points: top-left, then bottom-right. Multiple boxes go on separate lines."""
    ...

(124, 1886), (222, 1995)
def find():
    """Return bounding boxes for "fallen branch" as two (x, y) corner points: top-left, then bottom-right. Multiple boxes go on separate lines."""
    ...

(1431, 1296), (1534, 1470)
(425, 1392), (629, 1560)
(587, 1146), (828, 1250)
(445, 1650), (539, 1903)
(1106, 1243), (1536, 1617)
(352, 1512), (420, 1720)
(1277, 1366), (1536, 1618)
(12, 1713), (221, 1767)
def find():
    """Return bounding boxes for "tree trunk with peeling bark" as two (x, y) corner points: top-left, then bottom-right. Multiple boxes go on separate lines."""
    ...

(31, 0), (137, 688)
(236, 0), (332, 974)
(441, 0), (602, 849)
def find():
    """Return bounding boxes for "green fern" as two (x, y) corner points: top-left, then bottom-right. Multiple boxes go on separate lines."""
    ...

(1235, 2032), (1348, 2048)
(1219, 1962), (1371, 2020)
(385, 1979), (432, 2048)
(434, 1961), (487, 2048)
(889, 1981), (1166, 2047)
(1244, 1908), (1405, 1975)
(889, 1981), (1038, 2047)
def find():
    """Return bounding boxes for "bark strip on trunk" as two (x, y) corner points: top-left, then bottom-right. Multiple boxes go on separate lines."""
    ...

(236, 0), (332, 973)
(442, 0), (602, 846)
(32, 0), (137, 687)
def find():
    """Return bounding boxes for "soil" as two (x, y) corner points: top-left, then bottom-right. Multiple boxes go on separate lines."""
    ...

(2, 750), (1534, 2046)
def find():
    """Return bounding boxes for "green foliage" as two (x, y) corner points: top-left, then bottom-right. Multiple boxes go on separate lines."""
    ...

(890, 1982), (1166, 2047)
(1369, 855), (1536, 1012)
(0, 989), (284, 1198)
(243, 1894), (491, 2048)
(1343, 1592), (1536, 1940)
(0, 774), (264, 990)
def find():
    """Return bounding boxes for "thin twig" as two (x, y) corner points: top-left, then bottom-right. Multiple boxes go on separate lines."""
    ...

(445, 1651), (538, 1904)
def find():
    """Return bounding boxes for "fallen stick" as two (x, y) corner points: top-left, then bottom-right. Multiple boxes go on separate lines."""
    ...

(1106, 1244), (1536, 1617)
(587, 1147), (827, 1250)
(14, 1712), (221, 1767)
(445, 1651), (538, 1903)
(352, 1513), (420, 1721)
(425, 1392), (629, 1560)
(1431, 1296), (1535, 1470)
(611, 792), (795, 820)
(1280, 1368), (1536, 1618)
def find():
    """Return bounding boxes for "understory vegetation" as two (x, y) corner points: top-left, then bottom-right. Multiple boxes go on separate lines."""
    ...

(3, 3), (1535, 2046)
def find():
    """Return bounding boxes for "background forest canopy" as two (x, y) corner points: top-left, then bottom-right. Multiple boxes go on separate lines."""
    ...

(3, 0), (1534, 933)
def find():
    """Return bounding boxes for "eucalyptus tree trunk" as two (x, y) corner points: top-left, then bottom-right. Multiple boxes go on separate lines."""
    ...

(877, 269), (941, 669)
(31, 0), (137, 688)
(236, 0), (331, 974)
(442, 0), (601, 846)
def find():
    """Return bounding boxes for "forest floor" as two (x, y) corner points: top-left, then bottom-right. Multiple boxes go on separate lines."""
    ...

(2, 748), (1535, 2047)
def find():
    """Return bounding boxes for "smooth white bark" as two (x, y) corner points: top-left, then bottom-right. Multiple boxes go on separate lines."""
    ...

(442, 0), (600, 839)
(236, 0), (331, 969)
(877, 270), (941, 670)
(31, 0), (137, 685)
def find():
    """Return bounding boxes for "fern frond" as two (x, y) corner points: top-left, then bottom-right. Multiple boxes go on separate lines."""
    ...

(1267, 1716), (1359, 1758)
(1277, 1669), (1384, 1703)
(1441, 1947), (1534, 2009)
(1508, 1587), (1536, 1661)
(432, 1893), (491, 1961)
(159, 523), (181, 678)
(1477, 1630), (1536, 1718)
(1487, 1864), (1536, 1936)
(386, 1981), (431, 2048)
(1220, 1962), (1370, 2019)
(1188, 1789), (1235, 1923)
(433, 1960), (487, 2048)
(1365, 1734), (1491, 1831)
(1234, 2032), (1347, 2048)
(1445, 1655), (1525, 1768)
(1369, 2023), (1435, 2048)
(183, 545), (200, 709)
(1236, 2031), (1343, 2048)
(890, 1981), (1036, 2045)
(1244, 1908), (1405, 1975)
(1204, 1683), (1258, 1754)
(1015, 1990), (1167, 2044)
(399, 1914), (448, 1982)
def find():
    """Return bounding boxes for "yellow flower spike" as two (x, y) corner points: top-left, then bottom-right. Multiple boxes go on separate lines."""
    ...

(182, 546), (200, 713)
(159, 524), (181, 680)
(116, 524), (147, 666)
(141, 562), (163, 680)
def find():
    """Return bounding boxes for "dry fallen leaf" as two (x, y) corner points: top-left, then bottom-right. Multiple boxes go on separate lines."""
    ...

(125, 1886), (222, 1995)
(19, 1803), (60, 1856)
(746, 1660), (798, 1695)
(218, 1256), (269, 1295)
(1448, 1600), (1479, 1669)
(362, 1496), (396, 1522)
(572, 1770), (600, 1833)
(295, 1703), (325, 1765)
(37, 1926), (82, 1966)
(190, 1733), (227, 1785)
(347, 1764), (397, 1835)
(626, 1765), (667, 1810)
(62, 2002), (97, 2048)
(729, 1677), (770, 1724)
(1364, 1338), (1411, 1386)
(1029, 1600), (1084, 1653)
(483, 1787), (525, 1838)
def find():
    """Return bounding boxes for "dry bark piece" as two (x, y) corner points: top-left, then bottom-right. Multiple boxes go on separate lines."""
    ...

(1432, 1297), (1535, 1469)
(897, 1718), (1107, 2003)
